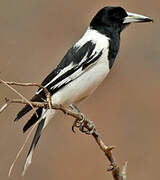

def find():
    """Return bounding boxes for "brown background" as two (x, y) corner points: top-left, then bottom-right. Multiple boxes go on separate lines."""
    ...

(0, 0), (159, 180)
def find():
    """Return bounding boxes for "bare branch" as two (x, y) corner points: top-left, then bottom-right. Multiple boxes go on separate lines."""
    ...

(92, 131), (127, 180)
(0, 79), (35, 111)
(0, 79), (127, 179)
(0, 81), (52, 107)
(0, 98), (83, 121)
(0, 81), (49, 96)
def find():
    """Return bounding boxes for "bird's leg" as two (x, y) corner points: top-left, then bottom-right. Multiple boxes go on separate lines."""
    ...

(69, 104), (96, 134)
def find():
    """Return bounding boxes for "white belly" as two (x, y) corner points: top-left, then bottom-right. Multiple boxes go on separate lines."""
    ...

(51, 60), (109, 105)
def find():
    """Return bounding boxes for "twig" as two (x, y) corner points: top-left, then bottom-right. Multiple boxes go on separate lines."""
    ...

(86, 127), (127, 180)
(0, 98), (84, 121)
(8, 120), (40, 177)
(0, 98), (11, 113)
(6, 81), (52, 109)
(0, 81), (49, 97)
(0, 79), (35, 111)
(2, 98), (46, 109)
(0, 80), (127, 179)
(0, 79), (53, 116)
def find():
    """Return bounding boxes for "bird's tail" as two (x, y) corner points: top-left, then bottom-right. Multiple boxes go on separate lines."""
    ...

(22, 108), (56, 176)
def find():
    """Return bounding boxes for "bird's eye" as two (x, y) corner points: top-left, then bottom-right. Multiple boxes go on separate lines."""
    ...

(109, 12), (122, 21)
(113, 13), (120, 18)
(108, 7), (127, 21)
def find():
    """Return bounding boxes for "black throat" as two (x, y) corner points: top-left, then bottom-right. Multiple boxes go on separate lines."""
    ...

(90, 25), (122, 69)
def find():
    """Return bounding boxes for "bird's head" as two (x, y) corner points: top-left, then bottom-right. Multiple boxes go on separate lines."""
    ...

(90, 6), (153, 34)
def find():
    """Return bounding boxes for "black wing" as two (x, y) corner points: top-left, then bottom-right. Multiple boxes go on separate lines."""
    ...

(15, 40), (103, 122)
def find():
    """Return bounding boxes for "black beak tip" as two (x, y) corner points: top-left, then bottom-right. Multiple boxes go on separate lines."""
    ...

(138, 18), (153, 23)
(146, 18), (154, 23)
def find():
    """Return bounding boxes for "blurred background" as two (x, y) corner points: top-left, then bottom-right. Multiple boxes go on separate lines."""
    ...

(0, 0), (159, 179)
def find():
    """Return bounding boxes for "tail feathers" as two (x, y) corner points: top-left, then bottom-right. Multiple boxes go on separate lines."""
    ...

(22, 118), (45, 176)
(21, 109), (56, 176)
(14, 105), (32, 121)
(23, 108), (43, 133)
(14, 94), (43, 122)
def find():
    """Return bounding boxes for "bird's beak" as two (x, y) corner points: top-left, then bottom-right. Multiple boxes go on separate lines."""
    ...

(123, 12), (153, 23)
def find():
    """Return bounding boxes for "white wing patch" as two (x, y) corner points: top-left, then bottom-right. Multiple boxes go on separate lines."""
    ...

(51, 66), (83, 90)
(36, 62), (74, 94)
(50, 53), (89, 90)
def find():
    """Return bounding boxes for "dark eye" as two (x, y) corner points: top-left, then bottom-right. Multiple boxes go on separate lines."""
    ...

(109, 7), (127, 21)
(109, 12), (122, 21)
(113, 13), (121, 19)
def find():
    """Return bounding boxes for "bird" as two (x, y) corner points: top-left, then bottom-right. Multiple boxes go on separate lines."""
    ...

(14, 6), (152, 175)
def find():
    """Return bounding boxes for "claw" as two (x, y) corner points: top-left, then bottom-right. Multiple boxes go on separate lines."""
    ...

(72, 119), (78, 133)
(72, 116), (96, 135)
(72, 124), (76, 133)
(70, 104), (96, 135)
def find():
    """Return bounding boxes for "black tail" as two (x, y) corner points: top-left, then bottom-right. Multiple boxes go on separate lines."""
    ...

(14, 105), (32, 121)
(21, 108), (55, 175)
(23, 108), (43, 133)
(22, 117), (46, 176)
(14, 94), (43, 121)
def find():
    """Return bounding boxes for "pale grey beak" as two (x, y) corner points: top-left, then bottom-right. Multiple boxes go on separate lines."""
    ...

(123, 12), (153, 23)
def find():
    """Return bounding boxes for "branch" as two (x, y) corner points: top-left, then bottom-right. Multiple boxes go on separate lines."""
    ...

(0, 80), (127, 179)
(0, 98), (83, 120)
(0, 80), (52, 109)
(92, 131), (127, 180)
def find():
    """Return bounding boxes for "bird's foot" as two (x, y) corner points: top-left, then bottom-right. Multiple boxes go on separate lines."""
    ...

(69, 104), (96, 134)
(72, 117), (96, 134)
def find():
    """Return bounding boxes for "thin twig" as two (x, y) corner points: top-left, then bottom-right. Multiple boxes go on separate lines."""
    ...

(0, 80), (53, 117)
(0, 81), (52, 108)
(0, 98), (11, 113)
(8, 120), (40, 177)
(0, 81), (49, 96)
(3, 98), (46, 109)
(0, 98), (83, 121)
(0, 79), (35, 112)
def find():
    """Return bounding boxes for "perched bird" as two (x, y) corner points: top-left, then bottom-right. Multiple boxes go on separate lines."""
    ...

(15, 6), (152, 175)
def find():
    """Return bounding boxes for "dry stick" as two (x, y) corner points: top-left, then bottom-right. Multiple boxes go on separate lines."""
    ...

(0, 98), (11, 113)
(92, 131), (127, 180)
(2, 81), (52, 108)
(1, 81), (49, 96)
(1, 98), (83, 120)
(0, 80), (127, 179)
(0, 80), (82, 119)
(0, 80), (34, 110)
(0, 80), (53, 116)
(0, 79), (38, 117)
(8, 120), (40, 177)
(3, 98), (46, 109)
(2, 98), (127, 180)
(4, 100), (82, 177)
(0, 81), (52, 176)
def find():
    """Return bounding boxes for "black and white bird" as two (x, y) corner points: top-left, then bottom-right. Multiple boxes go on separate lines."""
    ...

(14, 6), (152, 175)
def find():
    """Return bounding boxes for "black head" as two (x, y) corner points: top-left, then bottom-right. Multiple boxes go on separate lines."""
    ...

(91, 7), (127, 27)
(90, 6), (153, 35)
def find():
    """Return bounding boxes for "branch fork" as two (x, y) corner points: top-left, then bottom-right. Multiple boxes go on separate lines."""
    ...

(0, 79), (127, 179)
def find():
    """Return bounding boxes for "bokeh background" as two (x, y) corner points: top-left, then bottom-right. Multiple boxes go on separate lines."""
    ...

(0, 0), (159, 180)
